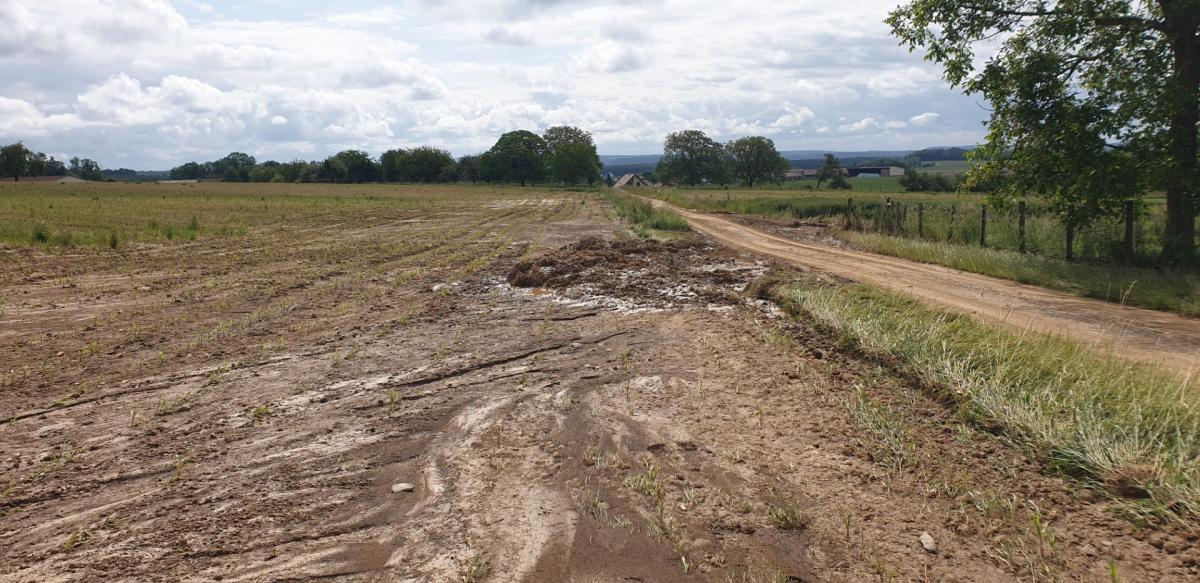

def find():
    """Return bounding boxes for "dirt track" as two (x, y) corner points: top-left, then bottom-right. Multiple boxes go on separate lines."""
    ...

(654, 200), (1200, 378)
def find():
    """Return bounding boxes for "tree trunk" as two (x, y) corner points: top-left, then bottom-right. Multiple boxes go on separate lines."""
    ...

(1161, 5), (1199, 263)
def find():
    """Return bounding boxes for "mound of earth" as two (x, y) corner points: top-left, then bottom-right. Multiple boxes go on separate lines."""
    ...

(505, 237), (763, 310)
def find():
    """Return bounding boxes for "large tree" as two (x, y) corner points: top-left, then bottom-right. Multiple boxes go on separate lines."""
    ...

(888, 0), (1200, 262)
(544, 126), (601, 185)
(332, 150), (379, 183)
(69, 157), (103, 181)
(726, 136), (790, 187)
(487, 130), (548, 185)
(1, 142), (30, 181)
(401, 146), (457, 183)
(655, 130), (728, 186)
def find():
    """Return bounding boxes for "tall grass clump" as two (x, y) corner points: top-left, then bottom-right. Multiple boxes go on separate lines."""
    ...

(603, 190), (690, 232)
(842, 231), (1200, 317)
(781, 280), (1200, 521)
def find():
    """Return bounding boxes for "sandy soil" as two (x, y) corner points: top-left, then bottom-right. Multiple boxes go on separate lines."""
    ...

(2, 193), (1197, 582)
(649, 199), (1200, 378)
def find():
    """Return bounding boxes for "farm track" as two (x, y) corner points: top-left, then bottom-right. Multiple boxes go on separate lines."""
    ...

(650, 198), (1200, 377)
(3, 185), (1198, 582)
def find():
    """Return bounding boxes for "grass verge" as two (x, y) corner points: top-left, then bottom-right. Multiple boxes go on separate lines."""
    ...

(776, 278), (1199, 522)
(841, 231), (1200, 317)
(603, 190), (690, 233)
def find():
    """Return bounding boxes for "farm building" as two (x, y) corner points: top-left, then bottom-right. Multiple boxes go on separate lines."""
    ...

(614, 174), (656, 188)
(784, 168), (850, 180)
(847, 166), (905, 177)
(0, 175), (84, 183)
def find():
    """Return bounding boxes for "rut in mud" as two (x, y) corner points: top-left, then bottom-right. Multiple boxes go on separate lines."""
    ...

(3, 196), (1198, 582)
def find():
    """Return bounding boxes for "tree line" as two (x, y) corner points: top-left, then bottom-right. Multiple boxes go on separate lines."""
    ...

(167, 126), (603, 186)
(0, 142), (103, 181)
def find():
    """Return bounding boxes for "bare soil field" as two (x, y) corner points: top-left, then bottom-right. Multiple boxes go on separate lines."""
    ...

(650, 199), (1200, 378)
(2, 184), (1197, 582)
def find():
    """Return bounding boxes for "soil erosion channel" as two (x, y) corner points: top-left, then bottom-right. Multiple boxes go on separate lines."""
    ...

(647, 196), (1200, 377)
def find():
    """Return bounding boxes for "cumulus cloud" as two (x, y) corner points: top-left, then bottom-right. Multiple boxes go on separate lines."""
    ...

(909, 112), (940, 126)
(0, 0), (984, 167)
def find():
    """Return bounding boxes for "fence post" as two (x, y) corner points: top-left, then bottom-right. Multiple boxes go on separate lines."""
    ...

(1018, 201), (1027, 253)
(1066, 223), (1075, 261)
(947, 205), (957, 242)
(1123, 200), (1135, 263)
(980, 205), (988, 247)
(885, 197), (893, 234)
(845, 198), (854, 229)
(917, 203), (924, 238)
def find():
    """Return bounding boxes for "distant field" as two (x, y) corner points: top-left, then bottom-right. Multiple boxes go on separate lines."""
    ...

(0, 181), (573, 249)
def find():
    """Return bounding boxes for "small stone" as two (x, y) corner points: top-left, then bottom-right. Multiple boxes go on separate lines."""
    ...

(919, 531), (937, 554)
(1081, 543), (1099, 557)
(56, 351), (64, 357)
(391, 483), (415, 493)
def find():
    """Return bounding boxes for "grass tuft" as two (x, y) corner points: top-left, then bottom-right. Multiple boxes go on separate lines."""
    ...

(603, 190), (690, 232)
(781, 280), (1200, 521)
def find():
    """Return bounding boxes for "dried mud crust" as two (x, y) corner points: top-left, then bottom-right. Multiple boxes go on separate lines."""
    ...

(1, 207), (1196, 582)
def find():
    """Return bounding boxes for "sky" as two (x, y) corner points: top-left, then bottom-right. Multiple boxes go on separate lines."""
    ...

(0, 0), (990, 169)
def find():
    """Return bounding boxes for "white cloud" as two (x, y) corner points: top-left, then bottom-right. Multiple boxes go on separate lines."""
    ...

(909, 112), (940, 126)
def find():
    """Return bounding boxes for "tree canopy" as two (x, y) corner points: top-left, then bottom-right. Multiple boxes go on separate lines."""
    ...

(888, 0), (1200, 261)
(726, 136), (790, 187)
(815, 154), (844, 189)
(544, 126), (601, 185)
(1, 142), (30, 181)
(655, 130), (729, 186)
(486, 130), (549, 186)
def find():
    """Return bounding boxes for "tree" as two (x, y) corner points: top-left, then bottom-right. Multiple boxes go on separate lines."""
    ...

(69, 157), (102, 181)
(1, 142), (30, 181)
(486, 130), (548, 185)
(829, 175), (852, 190)
(727, 136), (790, 187)
(217, 152), (256, 182)
(888, 0), (1200, 262)
(380, 149), (407, 182)
(458, 155), (482, 183)
(815, 154), (844, 189)
(248, 165), (277, 183)
(170, 161), (205, 180)
(544, 126), (602, 185)
(26, 152), (48, 177)
(655, 130), (728, 186)
(332, 150), (379, 183)
(399, 146), (456, 183)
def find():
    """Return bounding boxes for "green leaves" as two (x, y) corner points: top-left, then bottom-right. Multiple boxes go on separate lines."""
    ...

(889, 0), (1198, 260)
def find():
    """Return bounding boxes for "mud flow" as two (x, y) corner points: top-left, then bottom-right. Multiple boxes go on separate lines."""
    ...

(2, 202), (1196, 582)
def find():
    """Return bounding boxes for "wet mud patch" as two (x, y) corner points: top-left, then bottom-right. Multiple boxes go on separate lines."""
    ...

(502, 236), (768, 312)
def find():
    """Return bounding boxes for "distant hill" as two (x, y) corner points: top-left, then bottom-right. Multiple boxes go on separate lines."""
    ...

(601, 146), (974, 175)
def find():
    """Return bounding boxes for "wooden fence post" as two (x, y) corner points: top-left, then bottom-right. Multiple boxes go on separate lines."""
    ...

(947, 205), (957, 243)
(980, 205), (988, 247)
(1018, 201), (1027, 253)
(1123, 200), (1135, 263)
(885, 197), (893, 234)
(917, 203), (924, 238)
